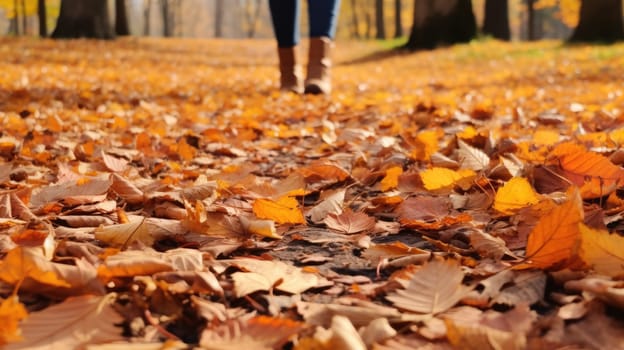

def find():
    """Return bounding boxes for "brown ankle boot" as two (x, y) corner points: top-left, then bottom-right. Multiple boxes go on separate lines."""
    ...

(277, 47), (303, 93)
(304, 37), (333, 95)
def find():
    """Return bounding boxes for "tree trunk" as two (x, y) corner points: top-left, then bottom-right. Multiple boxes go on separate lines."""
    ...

(115, 0), (130, 36)
(20, 0), (27, 34)
(160, 0), (171, 37)
(527, 0), (536, 40)
(215, 0), (224, 37)
(144, 0), (151, 35)
(51, 0), (114, 39)
(394, 0), (403, 37)
(483, 0), (509, 40)
(10, 0), (19, 35)
(38, 0), (47, 37)
(375, 0), (386, 39)
(406, 0), (476, 50)
(570, 0), (624, 42)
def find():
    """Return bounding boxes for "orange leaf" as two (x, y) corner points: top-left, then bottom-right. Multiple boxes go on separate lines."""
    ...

(549, 142), (624, 198)
(0, 247), (70, 288)
(253, 196), (305, 224)
(518, 189), (583, 269)
(298, 163), (350, 183)
(380, 166), (403, 192)
(0, 296), (28, 345)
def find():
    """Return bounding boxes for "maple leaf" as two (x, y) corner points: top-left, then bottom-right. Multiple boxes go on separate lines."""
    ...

(578, 224), (624, 277)
(493, 177), (540, 215)
(518, 188), (583, 269)
(386, 259), (473, 314)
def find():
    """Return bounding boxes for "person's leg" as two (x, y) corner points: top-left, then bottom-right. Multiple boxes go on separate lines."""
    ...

(308, 0), (341, 39)
(305, 0), (341, 94)
(269, 0), (303, 92)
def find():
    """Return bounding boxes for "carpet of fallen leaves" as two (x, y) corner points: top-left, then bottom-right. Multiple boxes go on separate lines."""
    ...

(1, 37), (624, 349)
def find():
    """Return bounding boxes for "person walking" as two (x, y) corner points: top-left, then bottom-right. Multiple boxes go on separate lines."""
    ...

(268, 0), (341, 95)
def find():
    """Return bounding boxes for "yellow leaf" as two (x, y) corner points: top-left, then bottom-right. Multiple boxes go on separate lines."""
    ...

(240, 216), (281, 239)
(579, 224), (624, 277)
(253, 196), (305, 224)
(532, 129), (560, 146)
(420, 167), (476, 191)
(519, 189), (583, 269)
(380, 166), (403, 192)
(493, 177), (540, 215)
(409, 129), (440, 161)
(0, 296), (28, 345)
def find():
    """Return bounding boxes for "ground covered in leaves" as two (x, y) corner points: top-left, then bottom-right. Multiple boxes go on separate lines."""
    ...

(1, 37), (624, 349)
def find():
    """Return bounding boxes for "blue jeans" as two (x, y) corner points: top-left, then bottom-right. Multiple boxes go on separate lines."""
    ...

(269, 0), (341, 48)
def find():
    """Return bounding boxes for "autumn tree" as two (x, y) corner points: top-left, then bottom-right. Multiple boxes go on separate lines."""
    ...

(569, 0), (624, 42)
(405, 0), (476, 50)
(482, 0), (510, 40)
(51, 0), (114, 39)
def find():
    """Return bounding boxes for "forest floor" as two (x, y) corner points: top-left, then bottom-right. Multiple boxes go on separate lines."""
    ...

(1, 37), (624, 349)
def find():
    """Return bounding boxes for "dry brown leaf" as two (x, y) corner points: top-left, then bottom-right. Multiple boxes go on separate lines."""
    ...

(457, 139), (490, 171)
(30, 176), (113, 208)
(324, 209), (376, 234)
(199, 316), (304, 350)
(307, 188), (346, 224)
(226, 258), (331, 297)
(4, 294), (124, 350)
(386, 259), (473, 314)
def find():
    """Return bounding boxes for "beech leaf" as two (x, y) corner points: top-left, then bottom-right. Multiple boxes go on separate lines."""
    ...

(386, 259), (473, 314)
(4, 294), (124, 350)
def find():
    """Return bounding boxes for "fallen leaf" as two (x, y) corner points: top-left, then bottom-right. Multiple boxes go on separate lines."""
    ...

(380, 166), (403, 192)
(493, 177), (540, 215)
(578, 223), (624, 277)
(307, 188), (346, 224)
(0, 296), (28, 346)
(518, 189), (583, 269)
(226, 258), (331, 297)
(324, 210), (376, 234)
(4, 294), (124, 350)
(252, 196), (305, 224)
(457, 139), (490, 171)
(420, 167), (476, 191)
(386, 259), (473, 314)
(549, 142), (624, 198)
(200, 316), (304, 350)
